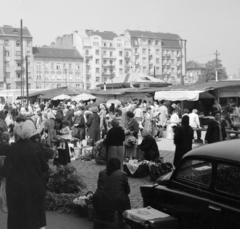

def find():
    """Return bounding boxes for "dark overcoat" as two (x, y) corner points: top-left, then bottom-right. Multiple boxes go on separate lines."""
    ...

(86, 112), (100, 143)
(139, 135), (160, 161)
(173, 125), (194, 167)
(92, 169), (131, 213)
(205, 119), (226, 144)
(0, 139), (49, 229)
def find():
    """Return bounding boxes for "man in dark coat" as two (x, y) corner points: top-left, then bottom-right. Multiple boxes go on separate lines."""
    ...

(138, 129), (160, 161)
(205, 111), (226, 144)
(173, 115), (194, 167)
(0, 121), (49, 229)
(86, 107), (100, 145)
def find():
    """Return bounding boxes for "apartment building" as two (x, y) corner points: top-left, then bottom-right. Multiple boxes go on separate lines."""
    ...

(0, 25), (33, 89)
(32, 47), (83, 89)
(185, 61), (205, 84)
(54, 30), (132, 89)
(124, 30), (186, 85)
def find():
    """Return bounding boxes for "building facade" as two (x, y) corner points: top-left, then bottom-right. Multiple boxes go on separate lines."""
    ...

(124, 30), (186, 85)
(0, 25), (34, 89)
(54, 30), (132, 89)
(185, 61), (205, 84)
(32, 47), (83, 89)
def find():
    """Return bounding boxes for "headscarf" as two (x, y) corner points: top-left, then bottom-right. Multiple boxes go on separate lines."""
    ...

(47, 111), (55, 120)
(14, 120), (37, 140)
(181, 115), (189, 127)
(106, 158), (121, 176)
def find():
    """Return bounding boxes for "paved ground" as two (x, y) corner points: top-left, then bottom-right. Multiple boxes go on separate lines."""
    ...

(0, 138), (203, 229)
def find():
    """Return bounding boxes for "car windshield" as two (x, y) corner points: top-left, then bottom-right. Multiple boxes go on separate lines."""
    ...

(177, 159), (212, 186)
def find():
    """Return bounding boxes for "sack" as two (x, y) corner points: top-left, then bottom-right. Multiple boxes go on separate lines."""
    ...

(0, 178), (8, 213)
(72, 127), (79, 138)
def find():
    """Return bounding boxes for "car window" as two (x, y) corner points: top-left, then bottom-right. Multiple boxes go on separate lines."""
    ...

(177, 159), (212, 186)
(215, 164), (240, 197)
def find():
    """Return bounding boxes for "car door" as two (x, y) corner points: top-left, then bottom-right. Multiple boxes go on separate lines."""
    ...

(165, 157), (213, 227)
(207, 162), (240, 228)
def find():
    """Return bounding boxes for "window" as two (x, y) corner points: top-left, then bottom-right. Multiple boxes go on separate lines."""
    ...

(119, 60), (123, 65)
(16, 51), (21, 56)
(156, 58), (159, 64)
(96, 68), (100, 73)
(5, 61), (10, 67)
(45, 74), (49, 80)
(171, 59), (175, 64)
(85, 50), (89, 55)
(4, 40), (9, 45)
(110, 60), (113, 65)
(36, 84), (41, 89)
(119, 69), (123, 74)
(4, 51), (10, 57)
(177, 159), (212, 186)
(156, 49), (160, 55)
(68, 64), (72, 70)
(156, 67), (160, 73)
(7, 84), (11, 89)
(143, 57), (146, 63)
(141, 39), (147, 44)
(44, 63), (49, 70)
(103, 43), (106, 47)
(76, 84), (80, 88)
(27, 40), (31, 47)
(93, 42), (99, 46)
(16, 73), (21, 78)
(143, 67), (146, 72)
(215, 164), (240, 197)
(119, 51), (123, 56)
(96, 77), (100, 82)
(96, 59), (99, 64)
(104, 68), (107, 73)
(56, 63), (61, 70)
(16, 40), (20, 46)
(148, 40), (152, 45)
(142, 49), (146, 55)
(28, 73), (31, 79)
(57, 84), (61, 88)
(57, 73), (62, 80)
(109, 43), (112, 47)
(171, 50), (174, 55)
(96, 50), (99, 55)
(155, 40), (159, 45)
(103, 51), (107, 56)
(117, 43), (122, 47)
(51, 63), (55, 70)
(51, 75), (55, 80)
(76, 64), (80, 70)
(126, 51), (129, 57)
(110, 51), (113, 57)
(37, 74), (42, 80)
(171, 68), (174, 73)
(135, 48), (138, 53)
(37, 62), (42, 69)
(86, 77), (90, 82)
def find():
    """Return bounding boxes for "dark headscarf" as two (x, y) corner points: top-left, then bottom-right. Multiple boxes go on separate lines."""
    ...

(106, 158), (121, 176)
(181, 115), (189, 127)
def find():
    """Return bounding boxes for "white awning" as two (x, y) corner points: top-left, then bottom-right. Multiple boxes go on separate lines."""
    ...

(154, 90), (204, 101)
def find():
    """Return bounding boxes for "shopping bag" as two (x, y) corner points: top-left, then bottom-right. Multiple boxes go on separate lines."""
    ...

(0, 178), (8, 213)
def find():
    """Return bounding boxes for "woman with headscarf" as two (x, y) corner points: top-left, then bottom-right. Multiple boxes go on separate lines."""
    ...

(51, 118), (71, 166)
(86, 106), (100, 145)
(105, 118), (125, 169)
(0, 121), (49, 229)
(0, 109), (8, 144)
(173, 115), (194, 167)
(205, 110), (226, 144)
(73, 108), (85, 141)
(92, 158), (131, 229)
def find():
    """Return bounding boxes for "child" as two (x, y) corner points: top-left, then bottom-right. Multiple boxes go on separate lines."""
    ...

(57, 120), (72, 149)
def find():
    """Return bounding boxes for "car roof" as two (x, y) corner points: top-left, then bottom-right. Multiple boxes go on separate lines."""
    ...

(184, 139), (240, 163)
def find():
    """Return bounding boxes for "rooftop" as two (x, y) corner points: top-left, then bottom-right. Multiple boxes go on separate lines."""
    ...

(127, 30), (181, 49)
(86, 30), (118, 40)
(0, 25), (32, 37)
(32, 47), (83, 59)
(186, 61), (205, 70)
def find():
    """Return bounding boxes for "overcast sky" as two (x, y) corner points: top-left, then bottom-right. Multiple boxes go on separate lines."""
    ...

(1, 0), (240, 75)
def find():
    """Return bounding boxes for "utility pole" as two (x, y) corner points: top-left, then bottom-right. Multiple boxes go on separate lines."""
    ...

(215, 50), (220, 82)
(26, 56), (29, 105)
(20, 19), (23, 105)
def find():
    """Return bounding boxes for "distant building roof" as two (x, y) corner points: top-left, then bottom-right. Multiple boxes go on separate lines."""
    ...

(186, 61), (205, 70)
(0, 25), (32, 37)
(32, 47), (83, 59)
(126, 30), (181, 49)
(86, 30), (118, 40)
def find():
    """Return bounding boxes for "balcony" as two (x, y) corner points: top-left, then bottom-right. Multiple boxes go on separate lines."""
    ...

(102, 55), (116, 59)
(86, 72), (91, 76)
(177, 62), (181, 66)
(149, 62), (153, 66)
(125, 65), (131, 69)
(15, 56), (21, 61)
(84, 54), (93, 58)
(4, 66), (11, 72)
(149, 54), (152, 58)
(4, 56), (10, 61)
(125, 55), (130, 59)
(102, 72), (115, 77)
(15, 77), (21, 82)
(15, 66), (21, 71)
(135, 53), (139, 57)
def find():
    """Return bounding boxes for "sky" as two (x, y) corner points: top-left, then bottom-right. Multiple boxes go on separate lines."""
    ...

(1, 0), (240, 75)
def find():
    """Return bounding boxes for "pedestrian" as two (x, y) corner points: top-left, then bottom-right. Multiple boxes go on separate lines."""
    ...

(73, 108), (85, 141)
(205, 111), (226, 144)
(0, 109), (8, 144)
(173, 115), (194, 167)
(188, 109), (201, 141)
(0, 121), (49, 229)
(105, 118), (125, 169)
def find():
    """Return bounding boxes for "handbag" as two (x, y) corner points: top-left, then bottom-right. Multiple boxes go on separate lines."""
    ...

(0, 178), (8, 213)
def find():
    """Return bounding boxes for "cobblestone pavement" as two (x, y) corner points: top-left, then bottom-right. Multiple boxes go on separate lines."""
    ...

(72, 138), (203, 209)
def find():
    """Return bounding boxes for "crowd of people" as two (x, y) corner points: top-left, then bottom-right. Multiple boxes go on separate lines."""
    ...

(0, 96), (240, 229)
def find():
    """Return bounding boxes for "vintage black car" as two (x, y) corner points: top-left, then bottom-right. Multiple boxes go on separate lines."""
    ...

(140, 140), (240, 228)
